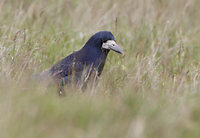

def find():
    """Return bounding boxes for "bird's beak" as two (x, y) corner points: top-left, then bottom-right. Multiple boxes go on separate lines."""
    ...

(102, 40), (123, 54)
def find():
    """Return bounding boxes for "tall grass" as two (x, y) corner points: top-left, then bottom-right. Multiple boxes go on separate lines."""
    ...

(0, 0), (200, 137)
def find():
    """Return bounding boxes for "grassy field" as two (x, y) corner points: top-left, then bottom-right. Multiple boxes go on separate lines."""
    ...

(0, 0), (200, 137)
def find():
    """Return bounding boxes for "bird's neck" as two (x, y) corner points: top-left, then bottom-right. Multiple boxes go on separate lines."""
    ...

(79, 46), (109, 67)
(101, 49), (110, 56)
(79, 45), (110, 76)
(82, 45), (105, 57)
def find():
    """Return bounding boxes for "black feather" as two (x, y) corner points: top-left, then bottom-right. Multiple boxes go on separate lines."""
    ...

(37, 31), (120, 94)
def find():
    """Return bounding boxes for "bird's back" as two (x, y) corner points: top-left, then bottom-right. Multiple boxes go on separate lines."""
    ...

(50, 50), (85, 80)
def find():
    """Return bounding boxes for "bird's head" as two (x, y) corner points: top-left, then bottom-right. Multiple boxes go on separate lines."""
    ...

(85, 31), (123, 55)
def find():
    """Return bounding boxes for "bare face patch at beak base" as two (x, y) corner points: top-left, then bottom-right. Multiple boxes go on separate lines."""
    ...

(102, 40), (123, 54)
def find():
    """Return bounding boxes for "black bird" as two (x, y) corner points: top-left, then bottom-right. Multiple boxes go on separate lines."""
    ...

(37, 31), (123, 95)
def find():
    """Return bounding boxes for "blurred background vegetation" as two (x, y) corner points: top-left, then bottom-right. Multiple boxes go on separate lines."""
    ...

(0, 0), (200, 137)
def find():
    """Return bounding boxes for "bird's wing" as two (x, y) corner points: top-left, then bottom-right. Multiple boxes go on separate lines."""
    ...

(49, 52), (85, 81)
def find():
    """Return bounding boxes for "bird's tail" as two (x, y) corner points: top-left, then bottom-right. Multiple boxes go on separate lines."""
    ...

(31, 69), (52, 82)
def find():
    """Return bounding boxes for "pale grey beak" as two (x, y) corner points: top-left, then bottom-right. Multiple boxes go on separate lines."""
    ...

(102, 40), (123, 54)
